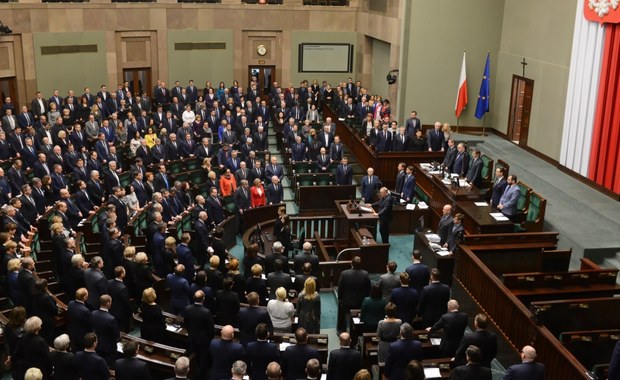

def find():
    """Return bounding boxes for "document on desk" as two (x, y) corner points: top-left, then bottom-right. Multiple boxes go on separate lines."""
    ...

(459, 179), (469, 187)
(352, 317), (361, 324)
(430, 338), (442, 346)
(490, 212), (510, 221)
(420, 163), (433, 169)
(359, 206), (374, 213)
(279, 342), (292, 351)
(436, 250), (451, 257)
(166, 324), (181, 332)
(417, 201), (429, 210)
(424, 367), (442, 378)
(426, 233), (441, 243)
(474, 201), (489, 207)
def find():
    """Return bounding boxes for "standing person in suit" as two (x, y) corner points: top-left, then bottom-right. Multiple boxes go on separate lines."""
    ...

(501, 345), (545, 380)
(167, 264), (190, 316)
(265, 156), (284, 180)
(443, 139), (458, 171)
(405, 250), (430, 295)
(417, 268), (451, 327)
(454, 313), (498, 368)
(183, 290), (214, 380)
(426, 299), (469, 357)
(327, 332), (362, 380)
(209, 325), (246, 380)
(166, 356), (191, 380)
(115, 340), (152, 380)
(497, 175), (521, 219)
(389, 272), (419, 325)
(108, 266), (132, 332)
(378, 261), (400, 301)
(67, 288), (93, 352)
(466, 148), (484, 188)
(91, 295), (120, 367)
(246, 323), (280, 380)
(335, 156), (353, 185)
(490, 167), (508, 207)
(11, 316), (53, 380)
(373, 187), (394, 244)
(238, 292), (273, 345)
(437, 204), (454, 246)
(265, 176), (284, 205)
(451, 345), (492, 380)
(84, 256), (108, 310)
(400, 166), (416, 203)
(427, 122), (444, 152)
(445, 213), (465, 254)
(405, 110), (422, 137)
(452, 143), (470, 177)
(206, 186), (226, 226)
(360, 167), (381, 203)
(383, 323), (424, 380)
(392, 126), (410, 152)
(281, 328), (321, 380)
(293, 242), (319, 277)
(337, 256), (371, 333)
(375, 123), (392, 152)
(74, 332), (110, 380)
(17, 257), (36, 311)
(315, 147), (330, 173)
(267, 258), (293, 299)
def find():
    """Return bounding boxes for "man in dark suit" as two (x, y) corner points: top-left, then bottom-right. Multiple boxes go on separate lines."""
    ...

(490, 167), (508, 207)
(206, 187), (226, 226)
(360, 167), (381, 203)
(454, 313), (498, 368)
(373, 187), (394, 243)
(442, 138), (458, 171)
(87, 170), (106, 207)
(265, 156), (284, 180)
(337, 256), (371, 333)
(67, 288), (93, 352)
(183, 290), (214, 380)
(84, 256), (108, 310)
(406, 250), (430, 295)
(265, 176), (284, 205)
(400, 166), (416, 203)
(452, 143), (470, 177)
(238, 292), (273, 345)
(384, 323), (424, 379)
(392, 126), (410, 152)
(329, 135), (344, 161)
(17, 106), (35, 129)
(108, 186), (128, 232)
(108, 267), (132, 332)
(427, 122), (444, 152)
(427, 299), (469, 357)
(91, 295), (120, 367)
(17, 257), (37, 311)
(405, 110), (422, 137)
(452, 345), (492, 380)
(165, 133), (181, 161)
(115, 340), (152, 380)
(501, 345), (545, 380)
(19, 184), (39, 224)
(293, 242), (319, 277)
(335, 156), (353, 185)
(209, 325), (246, 380)
(246, 323), (280, 380)
(437, 204), (454, 246)
(390, 272), (419, 325)
(290, 135), (307, 161)
(267, 257), (293, 298)
(375, 124), (392, 152)
(7, 160), (28, 195)
(326, 332), (362, 380)
(233, 180), (251, 213)
(466, 148), (484, 188)
(75, 333), (110, 380)
(315, 147), (330, 173)
(281, 328), (321, 380)
(417, 268), (451, 327)
(446, 213), (465, 254)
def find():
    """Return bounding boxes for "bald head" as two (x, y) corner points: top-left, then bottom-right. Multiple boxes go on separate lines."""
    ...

(266, 361), (282, 379)
(221, 325), (234, 340)
(522, 345), (537, 361)
(339, 332), (351, 347)
(447, 299), (459, 311)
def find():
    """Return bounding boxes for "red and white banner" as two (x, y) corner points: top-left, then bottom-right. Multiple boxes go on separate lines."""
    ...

(455, 52), (468, 118)
(584, 0), (620, 24)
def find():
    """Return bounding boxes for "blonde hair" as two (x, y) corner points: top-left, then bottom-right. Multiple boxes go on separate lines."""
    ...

(123, 246), (136, 258)
(303, 277), (317, 300)
(142, 287), (157, 304)
(442, 123), (452, 132)
(228, 258), (239, 272)
(135, 252), (148, 264)
(7, 258), (21, 272)
(50, 222), (64, 234)
(251, 263), (263, 276)
(165, 236), (176, 248)
(275, 287), (287, 301)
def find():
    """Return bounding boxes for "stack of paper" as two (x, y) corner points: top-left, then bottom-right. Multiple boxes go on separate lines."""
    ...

(426, 233), (441, 243)
(474, 201), (489, 206)
(490, 212), (510, 221)
(417, 201), (429, 209)
(430, 338), (442, 346)
(279, 342), (292, 351)
(424, 367), (442, 379)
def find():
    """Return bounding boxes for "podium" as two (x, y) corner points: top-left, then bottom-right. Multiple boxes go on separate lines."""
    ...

(336, 201), (379, 239)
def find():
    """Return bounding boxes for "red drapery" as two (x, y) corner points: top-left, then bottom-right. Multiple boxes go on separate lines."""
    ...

(588, 23), (620, 194)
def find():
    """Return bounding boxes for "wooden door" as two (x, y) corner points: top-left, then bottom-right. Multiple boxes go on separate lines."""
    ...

(507, 75), (534, 146)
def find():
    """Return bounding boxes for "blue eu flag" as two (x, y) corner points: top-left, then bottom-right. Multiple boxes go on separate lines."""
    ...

(475, 53), (490, 119)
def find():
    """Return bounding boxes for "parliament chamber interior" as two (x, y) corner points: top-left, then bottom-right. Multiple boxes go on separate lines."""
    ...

(0, 0), (619, 379)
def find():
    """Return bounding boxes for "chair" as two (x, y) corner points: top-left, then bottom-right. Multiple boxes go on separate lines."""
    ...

(296, 174), (315, 187)
(292, 161), (311, 174)
(315, 173), (333, 186)
(291, 230), (306, 257)
(184, 158), (201, 171)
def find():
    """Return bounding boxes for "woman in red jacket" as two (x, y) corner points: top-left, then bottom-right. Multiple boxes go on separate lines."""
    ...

(250, 178), (266, 208)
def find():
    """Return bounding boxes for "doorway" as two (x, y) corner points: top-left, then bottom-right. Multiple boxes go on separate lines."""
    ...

(507, 75), (534, 146)
(0, 78), (18, 110)
(123, 68), (152, 97)
(248, 66), (275, 101)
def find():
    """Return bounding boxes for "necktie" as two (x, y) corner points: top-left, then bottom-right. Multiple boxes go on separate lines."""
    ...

(369, 176), (372, 184)
(25, 113), (30, 125)
(9, 117), (14, 129)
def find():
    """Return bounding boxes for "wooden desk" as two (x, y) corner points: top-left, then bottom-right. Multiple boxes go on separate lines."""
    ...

(337, 202), (378, 239)
(456, 201), (514, 234)
(349, 228), (390, 273)
(392, 202), (431, 234)
(119, 332), (189, 379)
(414, 231), (454, 286)
(298, 185), (357, 213)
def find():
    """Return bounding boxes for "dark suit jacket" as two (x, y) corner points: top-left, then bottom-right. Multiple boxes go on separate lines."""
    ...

(454, 330), (498, 368)
(246, 340), (280, 380)
(327, 347), (362, 380)
(417, 282), (451, 327)
(502, 361), (545, 380)
(335, 164), (353, 185)
(293, 253), (320, 277)
(383, 339), (423, 380)
(392, 133), (410, 152)
(390, 286), (419, 324)
(266, 271), (293, 299)
(375, 193), (394, 225)
(17, 269), (36, 309)
(451, 363), (492, 380)
(405, 262), (430, 295)
(74, 350), (109, 380)
(427, 129), (444, 152)
(443, 145), (458, 170)
(466, 157), (483, 188)
(108, 279), (131, 329)
(238, 306), (272, 344)
(206, 195), (226, 225)
(337, 268), (371, 308)
(265, 164), (284, 180)
(91, 309), (120, 356)
(490, 177), (508, 207)
(67, 300), (93, 350)
(265, 183), (284, 204)
(19, 194), (38, 224)
(360, 175), (381, 202)
(452, 151), (470, 176)
(209, 339), (246, 380)
(84, 268), (108, 309)
(12, 333), (53, 379)
(429, 311), (468, 357)
(282, 344), (320, 380)
(183, 303), (214, 346)
(165, 141), (181, 161)
(437, 214), (454, 246)
(115, 357), (152, 380)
